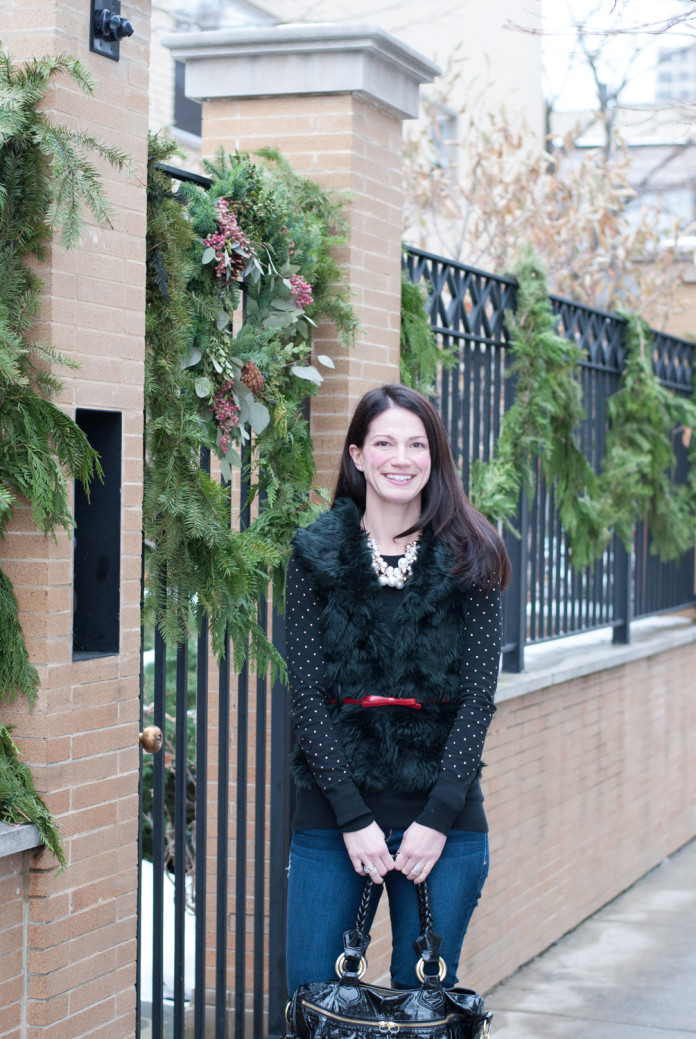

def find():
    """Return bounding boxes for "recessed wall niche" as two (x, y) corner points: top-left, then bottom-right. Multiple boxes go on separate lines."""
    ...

(72, 409), (122, 657)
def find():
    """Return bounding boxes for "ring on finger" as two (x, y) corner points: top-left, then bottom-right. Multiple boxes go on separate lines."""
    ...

(412, 864), (423, 875)
(363, 862), (375, 873)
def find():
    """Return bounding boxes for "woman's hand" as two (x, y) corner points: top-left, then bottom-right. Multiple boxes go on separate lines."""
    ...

(393, 822), (446, 884)
(343, 822), (395, 884)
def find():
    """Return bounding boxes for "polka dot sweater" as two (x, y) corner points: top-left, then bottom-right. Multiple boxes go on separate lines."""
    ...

(285, 550), (502, 836)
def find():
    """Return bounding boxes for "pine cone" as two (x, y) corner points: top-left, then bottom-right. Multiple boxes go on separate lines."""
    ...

(240, 361), (265, 395)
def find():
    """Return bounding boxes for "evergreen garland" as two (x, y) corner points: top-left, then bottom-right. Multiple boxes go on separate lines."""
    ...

(144, 139), (358, 666)
(470, 251), (609, 568)
(469, 251), (696, 568)
(399, 267), (456, 393)
(0, 724), (65, 869)
(598, 313), (696, 561)
(0, 50), (127, 705)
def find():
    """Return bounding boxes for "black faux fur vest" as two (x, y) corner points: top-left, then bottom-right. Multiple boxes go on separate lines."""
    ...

(290, 497), (473, 794)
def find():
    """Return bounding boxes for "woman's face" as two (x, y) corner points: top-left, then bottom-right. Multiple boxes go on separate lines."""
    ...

(349, 405), (431, 513)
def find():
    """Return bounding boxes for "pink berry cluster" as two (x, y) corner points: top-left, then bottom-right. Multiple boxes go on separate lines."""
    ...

(213, 381), (240, 452)
(203, 200), (253, 280)
(289, 274), (313, 309)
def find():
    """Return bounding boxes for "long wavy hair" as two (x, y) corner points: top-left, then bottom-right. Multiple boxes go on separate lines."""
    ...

(333, 384), (510, 590)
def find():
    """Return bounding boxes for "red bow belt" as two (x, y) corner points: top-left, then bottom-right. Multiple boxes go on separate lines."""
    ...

(336, 695), (422, 709)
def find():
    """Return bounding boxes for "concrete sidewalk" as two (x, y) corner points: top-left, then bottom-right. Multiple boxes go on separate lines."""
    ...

(485, 838), (696, 1038)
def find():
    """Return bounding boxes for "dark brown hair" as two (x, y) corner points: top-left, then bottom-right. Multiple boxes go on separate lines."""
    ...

(334, 384), (510, 590)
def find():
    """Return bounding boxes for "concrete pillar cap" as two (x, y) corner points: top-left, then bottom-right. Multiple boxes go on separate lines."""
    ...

(162, 23), (441, 119)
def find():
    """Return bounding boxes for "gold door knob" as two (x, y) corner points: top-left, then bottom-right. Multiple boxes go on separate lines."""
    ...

(139, 726), (163, 753)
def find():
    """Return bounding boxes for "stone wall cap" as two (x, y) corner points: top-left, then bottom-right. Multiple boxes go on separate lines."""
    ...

(161, 23), (440, 119)
(496, 611), (696, 703)
(162, 23), (441, 79)
(0, 820), (42, 859)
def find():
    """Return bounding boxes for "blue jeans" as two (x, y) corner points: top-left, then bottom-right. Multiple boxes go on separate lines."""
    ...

(286, 828), (489, 994)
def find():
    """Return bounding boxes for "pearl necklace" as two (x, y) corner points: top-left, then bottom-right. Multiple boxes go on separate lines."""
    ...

(365, 533), (420, 589)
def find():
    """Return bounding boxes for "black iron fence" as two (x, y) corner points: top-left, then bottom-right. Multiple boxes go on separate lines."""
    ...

(403, 245), (696, 672)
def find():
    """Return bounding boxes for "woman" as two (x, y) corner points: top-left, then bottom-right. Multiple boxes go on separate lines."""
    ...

(285, 384), (509, 995)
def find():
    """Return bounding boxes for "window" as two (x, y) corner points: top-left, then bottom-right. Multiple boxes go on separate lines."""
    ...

(174, 59), (202, 137)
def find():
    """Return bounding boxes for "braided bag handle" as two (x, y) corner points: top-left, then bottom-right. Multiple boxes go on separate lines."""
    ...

(337, 880), (444, 986)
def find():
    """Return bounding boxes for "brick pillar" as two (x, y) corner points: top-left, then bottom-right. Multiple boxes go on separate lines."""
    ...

(0, 3), (150, 1037)
(164, 24), (439, 489)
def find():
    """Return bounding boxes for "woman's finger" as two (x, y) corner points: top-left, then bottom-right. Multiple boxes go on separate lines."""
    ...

(343, 824), (394, 883)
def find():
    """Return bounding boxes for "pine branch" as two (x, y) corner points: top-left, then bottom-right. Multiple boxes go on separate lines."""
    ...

(0, 724), (65, 869)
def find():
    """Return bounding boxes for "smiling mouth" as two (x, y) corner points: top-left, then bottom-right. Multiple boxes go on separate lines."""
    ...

(384, 474), (413, 483)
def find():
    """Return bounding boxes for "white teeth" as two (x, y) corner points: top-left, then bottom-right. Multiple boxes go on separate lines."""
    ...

(385, 475), (412, 482)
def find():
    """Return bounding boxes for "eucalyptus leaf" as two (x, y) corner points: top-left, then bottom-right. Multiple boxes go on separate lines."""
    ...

(180, 347), (202, 369)
(201, 247), (216, 264)
(265, 311), (297, 329)
(217, 310), (231, 330)
(195, 376), (213, 398)
(249, 401), (271, 434)
(236, 392), (252, 425)
(211, 355), (223, 373)
(271, 298), (299, 311)
(220, 456), (232, 482)
(225, 445), (242, 468)
(316, 354), (335, 368)
(291, 365), (323, 385)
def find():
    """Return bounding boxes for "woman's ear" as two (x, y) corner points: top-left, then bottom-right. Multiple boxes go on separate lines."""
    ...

(349, 444), (364, 471)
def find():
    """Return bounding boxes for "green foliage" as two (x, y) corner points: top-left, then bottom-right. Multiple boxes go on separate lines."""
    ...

(0, 570), (39, 704)
(144, 138), (358, 668)
(470, 251), (608, 568)
(0, 52), (129, 249)
(469, 250), (696, 569)
(598, 313), (696, 561)
(1, 49), (125, 706)
(399, 268), (456, 393)
(0, 724), (65, 870)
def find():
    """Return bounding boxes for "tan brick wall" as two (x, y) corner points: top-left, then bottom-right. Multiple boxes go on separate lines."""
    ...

(0, 1), (151, 1036)
(201, 92), (403, 491)
(0, 852), (28, 1039)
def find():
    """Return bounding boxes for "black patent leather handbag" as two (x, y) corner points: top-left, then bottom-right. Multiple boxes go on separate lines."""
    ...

(284, 879), (492, 1038)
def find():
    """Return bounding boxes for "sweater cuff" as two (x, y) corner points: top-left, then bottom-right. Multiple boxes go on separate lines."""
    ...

(323, 785), (375, 832)
(414, 775), (470, 835)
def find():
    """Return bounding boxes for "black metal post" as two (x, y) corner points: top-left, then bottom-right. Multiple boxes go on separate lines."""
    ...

(194, 615), (209, 1037)
(612, 532), (632, 644)
(174, 642), (189, 1037)
(215, 629), (230, 1038)
(502, 492), (528, 673)
(152, 625), (167, 1039)
(267, 605), (292, 1038)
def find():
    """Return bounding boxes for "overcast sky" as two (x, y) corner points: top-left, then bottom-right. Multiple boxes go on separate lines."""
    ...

(539, 0), (696, 109)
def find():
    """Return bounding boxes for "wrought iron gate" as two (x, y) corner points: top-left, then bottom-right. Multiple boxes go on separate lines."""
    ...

(136, 457), (292, 1039)
(137, 159), (294, 1037)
